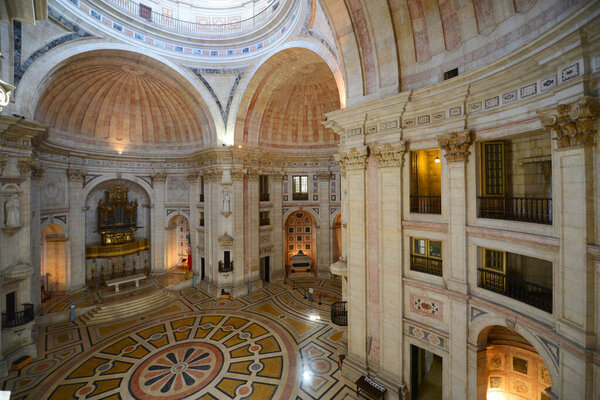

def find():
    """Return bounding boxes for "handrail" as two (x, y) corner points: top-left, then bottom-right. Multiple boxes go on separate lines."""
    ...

(285, 278), (307, 299)
(103, 0), (282, 38)
(2, 303), (34, 328)
(218, 260), (233, 272)
(410, 254), (442, 277)
(331, 301), (347, 326)
(478, 268), (552, 313)
(478, 196), (552, 225)
(410, 195), (441, 214)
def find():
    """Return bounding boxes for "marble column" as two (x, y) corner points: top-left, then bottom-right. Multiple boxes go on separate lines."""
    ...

(271, 172), (284, 282)
(438, 130), (473, 399)
(187, 172), (200, 275)
(247, 172), (262, 290)
(231, 170), (246, 297)
(336, 147), (369, 381)
(205, 168), (223, 294)
(539, 97), (598, 398)
(317, 171), (331, 277)
(370, 142), (405, 394)
(67, 169), (86, 292)
(151, 172), (167, 274)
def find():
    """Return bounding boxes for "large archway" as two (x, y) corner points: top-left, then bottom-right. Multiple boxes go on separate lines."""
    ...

(166, 214), (191, 272)
(285, 211), (316, 275)
(32, 49), (217, 154)
(235, 47), (341, 151)
(476, 326), (552, 400)
(40, 224), (68, 296)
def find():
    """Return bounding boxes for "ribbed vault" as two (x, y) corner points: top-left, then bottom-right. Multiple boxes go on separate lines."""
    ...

(237, 48), (340, 150)
(35, 51), (213, 150)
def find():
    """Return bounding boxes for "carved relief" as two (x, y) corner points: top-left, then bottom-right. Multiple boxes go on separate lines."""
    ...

(335, 147), (368, 170)
(0, 80), (15, 111)
(168, 177), (188, 200)
(151, 172), (167, 182)
(370, 142), (406, 167)
(488, 354), (503, 370)
(410, 294), (443, 319)
(437, 130), (473, 162)
(538, 96), (599, 149)
(67, 169), (86, 183)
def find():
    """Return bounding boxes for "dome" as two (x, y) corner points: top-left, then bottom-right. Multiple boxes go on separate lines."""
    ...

(238, 48), (340, 150)
(34, 51), (213, 152)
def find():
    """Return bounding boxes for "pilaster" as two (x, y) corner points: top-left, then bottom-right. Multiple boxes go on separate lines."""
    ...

(271, 172), (284, 282)
(231, 169), (246, 296)
(29, 166), (43, 310)
(336, 146), (369, 381)
(151, 172), (166, 274)
(370, 142), (405, 387)
(67, 169), (85, 291)
(247, 171), (262, 291)
(539, 97), (598, 359)
(187, 172), (200, 276)
(317, 171), (331, 277)
(437, 130), (473, 399)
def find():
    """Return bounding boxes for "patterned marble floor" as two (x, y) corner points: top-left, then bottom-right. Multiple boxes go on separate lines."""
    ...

(3, 279), (360, 399)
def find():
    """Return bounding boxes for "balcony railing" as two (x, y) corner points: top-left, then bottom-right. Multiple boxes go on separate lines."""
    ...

(331, 301), (347, 327)
(218, 261), (233, 273)
(410, 255), (442, 277)
(478, 196), (552, 224)
(2, 303), (34, 328)
(478, 268), (552, 313)
(260, 193), (270, 202)
(104, 0), (282, 38)
(410, 195), (441, 214)
(292, 193), (308, 201)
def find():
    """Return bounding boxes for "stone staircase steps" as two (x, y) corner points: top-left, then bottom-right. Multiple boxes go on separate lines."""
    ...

(80, 289), (178, 325)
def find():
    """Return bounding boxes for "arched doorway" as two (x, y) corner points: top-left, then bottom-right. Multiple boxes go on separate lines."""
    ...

(285, 211), (315, 274)
(477, 326), (552, 400)
(41, 224), (68, 296)
(167, 215), (190, 271)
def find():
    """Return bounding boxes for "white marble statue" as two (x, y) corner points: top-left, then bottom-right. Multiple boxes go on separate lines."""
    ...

(5, 193), (20, 227)
(223, 191), (231, 213)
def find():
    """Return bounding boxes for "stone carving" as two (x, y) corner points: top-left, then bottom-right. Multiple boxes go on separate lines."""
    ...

(231, 170), (245, 180)
(151, 172), (167, 182)
(186, 172), (199, 183)
(44, 175), (60, 200)
(247, 172), (259, 181)
(204, 168), (222, 181)
(404, 323), (448, 352)
(67, 169), (86, 183)
(317, 171), (331, 181)
(30, 166), (44, 180)
(489, 354), (503, 370)
(437, 130), (473, 162)
(5, 193), (20, 227)
(489, 376), (502, 389)
(410, 294), (442, 319)
(538, 96), (599, 149)
(335, 147), (368, 170)
(169, 177), (187, 198)
(222, 189), (231, 214)
(370, 142), (406, 167)
(18, 158), (35, 177)
(0, 80), (15, 111)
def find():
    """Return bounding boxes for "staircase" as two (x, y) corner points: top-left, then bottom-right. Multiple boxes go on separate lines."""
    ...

(80, 289), (178, 325)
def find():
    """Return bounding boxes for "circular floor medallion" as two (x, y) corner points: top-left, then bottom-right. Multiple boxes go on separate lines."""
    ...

(129, 342), (223, 400)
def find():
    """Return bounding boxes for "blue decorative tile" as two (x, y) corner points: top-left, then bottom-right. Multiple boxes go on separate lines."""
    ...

(174, 46), (183, 52)
(90, 9), (101, 19)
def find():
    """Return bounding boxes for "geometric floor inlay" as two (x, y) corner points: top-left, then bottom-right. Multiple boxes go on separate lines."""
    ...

(2, 279), (358, 399)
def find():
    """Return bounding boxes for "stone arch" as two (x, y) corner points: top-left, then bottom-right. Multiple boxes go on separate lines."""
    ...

(470, 315), (559, 397)
(233, 44), (344, 150)
(166, 214), (190, 271)
(15, 42), (222, 147)
(284, 209), (318, 274)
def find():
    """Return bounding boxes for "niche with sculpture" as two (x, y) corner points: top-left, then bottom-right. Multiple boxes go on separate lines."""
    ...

(2, 184), (21, 231)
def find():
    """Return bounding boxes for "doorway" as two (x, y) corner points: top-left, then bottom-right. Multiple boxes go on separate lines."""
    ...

(260, 256), (270, 282)
(5, 292), (15, 322)
(201, 257), (205, 280)
(411, 345), (442, 400)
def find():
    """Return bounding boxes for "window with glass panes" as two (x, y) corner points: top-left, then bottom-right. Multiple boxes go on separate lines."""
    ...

(410, 238), (442, 276)
(292, 176), (308, 200)
(482, 142), (505, 196)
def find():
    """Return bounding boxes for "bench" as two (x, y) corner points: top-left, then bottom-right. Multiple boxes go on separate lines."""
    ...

(106, 273), (147, 293)
(356, 375), (386, 400)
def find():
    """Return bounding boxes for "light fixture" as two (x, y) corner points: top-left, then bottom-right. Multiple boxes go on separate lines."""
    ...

(238, 145), (242, 149)
(434, 156), (440, 164)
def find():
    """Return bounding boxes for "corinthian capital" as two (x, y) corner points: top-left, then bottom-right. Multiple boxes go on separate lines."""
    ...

(151, 172), (167, 182)
(370, 142), (406, 167)
(538, 96), (599, 149)
(437, 130), (473, 162)
(335, 147), (368, 170)
(67, 169), (86, 183)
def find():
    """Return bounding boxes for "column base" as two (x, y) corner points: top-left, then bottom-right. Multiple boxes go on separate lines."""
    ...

(341, 354), (368, 383)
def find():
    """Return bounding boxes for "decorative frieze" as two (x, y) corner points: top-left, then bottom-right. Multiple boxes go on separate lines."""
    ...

(370, 142), (406, 167)
(317, 171), (331, 181)
(67, 169), (86, 183)
(538, 96), (599, 149)
(204, 168), (222, 181)
(437, 130), (473, 162)
(335, 147), (368, 170)
(231, 170), (245, 181)
(186, 171), (199, 183)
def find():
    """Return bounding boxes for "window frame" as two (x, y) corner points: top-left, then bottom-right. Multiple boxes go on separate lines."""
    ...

(481, 141), (505, 197)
